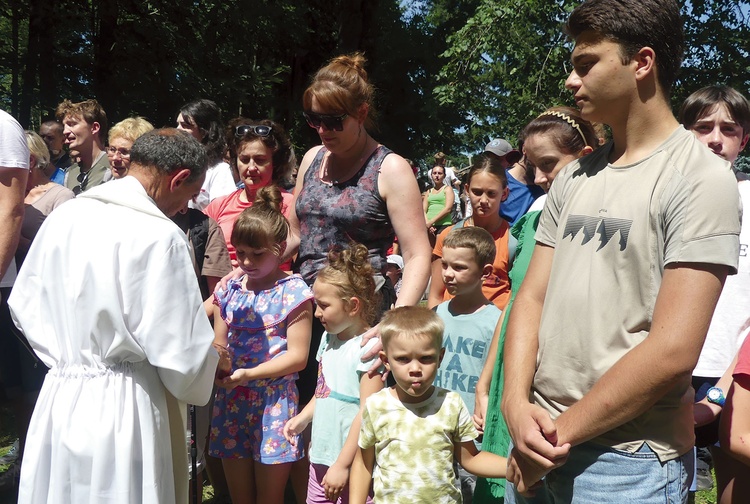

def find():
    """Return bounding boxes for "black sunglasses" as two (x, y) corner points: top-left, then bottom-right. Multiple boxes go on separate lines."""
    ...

(303, 111), (348, 132)
(235, 125), (272, 137)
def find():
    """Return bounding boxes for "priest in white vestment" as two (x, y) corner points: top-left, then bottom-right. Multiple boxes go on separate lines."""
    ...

(8, 128), (220, 504)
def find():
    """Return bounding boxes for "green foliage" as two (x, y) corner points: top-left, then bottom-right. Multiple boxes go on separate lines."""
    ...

(0, 0), (748, 165)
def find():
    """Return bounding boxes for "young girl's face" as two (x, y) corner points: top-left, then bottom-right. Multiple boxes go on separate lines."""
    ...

(235, 243), (280, 280)
(466, 171), (507, 217)
(524, 131), (581, 193)
(312, 279), (358, 337)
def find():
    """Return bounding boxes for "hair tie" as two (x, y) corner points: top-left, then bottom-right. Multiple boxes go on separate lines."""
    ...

(538, 110), (589, 147)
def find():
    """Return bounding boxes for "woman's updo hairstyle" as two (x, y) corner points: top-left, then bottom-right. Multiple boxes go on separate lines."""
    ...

(303, 52), (377, 130)
(316, 243), (379, 326)
(231, 185), (288, 256)
(522, 106), (599, 156)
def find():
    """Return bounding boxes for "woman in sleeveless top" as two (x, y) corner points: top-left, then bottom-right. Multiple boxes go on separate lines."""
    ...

(423, 164), (455, 247)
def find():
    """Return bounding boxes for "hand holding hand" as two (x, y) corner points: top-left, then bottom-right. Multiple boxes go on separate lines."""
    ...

(216, 368), (250, 390)
(506, 402), (570, 470)
(473, 391), (489, 432)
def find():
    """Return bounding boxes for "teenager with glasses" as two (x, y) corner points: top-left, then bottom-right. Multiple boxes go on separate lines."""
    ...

(176, 99), (237, 211)
(204, 118), (296, 269)
(284, 53), (431, 502)
(106, 117), (154, 180)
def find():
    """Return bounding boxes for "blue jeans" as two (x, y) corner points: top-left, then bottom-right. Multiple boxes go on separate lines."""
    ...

(506, 441), (692, 504)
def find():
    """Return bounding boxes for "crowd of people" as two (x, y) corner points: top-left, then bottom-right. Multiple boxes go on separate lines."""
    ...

(0, 0), (749, 503)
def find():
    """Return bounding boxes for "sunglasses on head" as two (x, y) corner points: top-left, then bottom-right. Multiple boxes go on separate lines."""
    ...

(303, 111), (348, 132)
(234, 125), (272, 138)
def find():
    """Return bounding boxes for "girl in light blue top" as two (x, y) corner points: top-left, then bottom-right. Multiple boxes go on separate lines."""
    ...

(283, 243), (384, 504)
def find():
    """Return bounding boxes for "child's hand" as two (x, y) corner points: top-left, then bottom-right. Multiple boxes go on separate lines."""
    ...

(213, 343), (232, 379)
(216, 369), (250, 390)
(322, 462), (350, 502)
(283, 415), (310, 445)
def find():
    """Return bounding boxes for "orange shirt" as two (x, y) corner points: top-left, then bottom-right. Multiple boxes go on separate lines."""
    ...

(433, 220), (511, 309)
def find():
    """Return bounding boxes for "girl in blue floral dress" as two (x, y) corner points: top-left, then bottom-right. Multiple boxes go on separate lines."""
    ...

(209, 186), (314, 504)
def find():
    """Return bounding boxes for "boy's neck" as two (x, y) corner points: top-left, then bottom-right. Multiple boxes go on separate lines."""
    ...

(448, 289), (490, 315)
(607, 93), (680, 166)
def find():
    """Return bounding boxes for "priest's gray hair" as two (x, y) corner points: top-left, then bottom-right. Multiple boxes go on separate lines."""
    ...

(130, 128), (209, 183)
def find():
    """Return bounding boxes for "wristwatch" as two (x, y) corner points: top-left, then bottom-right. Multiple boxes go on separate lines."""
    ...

(706, 386), (726, 407)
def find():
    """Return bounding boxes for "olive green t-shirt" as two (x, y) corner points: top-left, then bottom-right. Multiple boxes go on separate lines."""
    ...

(534, 126), (741, 461)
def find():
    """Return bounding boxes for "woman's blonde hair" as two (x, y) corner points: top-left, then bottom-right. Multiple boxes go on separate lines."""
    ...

(108, 117), (154, 144)
(25, 131), (50, 172)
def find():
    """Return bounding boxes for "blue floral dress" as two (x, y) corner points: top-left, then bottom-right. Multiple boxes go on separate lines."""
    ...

(209, 274), (313, 463)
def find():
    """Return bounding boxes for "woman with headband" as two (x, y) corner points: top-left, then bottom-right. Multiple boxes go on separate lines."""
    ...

(472, 106), (600, 504)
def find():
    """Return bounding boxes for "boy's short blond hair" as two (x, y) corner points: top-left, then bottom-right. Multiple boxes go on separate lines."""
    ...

(380, 306), (444, 350)
(443, 226), (496, 269)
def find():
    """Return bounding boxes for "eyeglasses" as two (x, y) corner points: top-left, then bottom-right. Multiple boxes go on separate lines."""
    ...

(106, 146), (131, 159)
(235, 125), (272, 138)
(303, 111), (348, 132)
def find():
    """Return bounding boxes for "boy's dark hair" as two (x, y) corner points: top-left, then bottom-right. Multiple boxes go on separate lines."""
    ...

(565, 0), (684, 96)
(443, 226), (496, 271)
(679, 85), (750, 137)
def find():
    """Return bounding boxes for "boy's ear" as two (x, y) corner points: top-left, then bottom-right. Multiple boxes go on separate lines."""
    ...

(740, 133), (749, 153)
(438, 346), (446, 365)
(633, 46), (656, 82)
(482, 263), (494, 279)
(378, 350), (390, 370)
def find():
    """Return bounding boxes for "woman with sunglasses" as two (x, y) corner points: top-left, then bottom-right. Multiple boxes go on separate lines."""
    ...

(288, 53), (431, 450)
(204, 118), (296, 268)
(176, 99), (237, 211)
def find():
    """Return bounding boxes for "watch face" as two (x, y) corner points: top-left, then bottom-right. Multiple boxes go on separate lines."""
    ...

(708, 388), (722, 401)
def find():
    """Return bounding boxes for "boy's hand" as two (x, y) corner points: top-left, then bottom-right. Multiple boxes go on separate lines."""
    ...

(473, 392), (489, 432)
(507, 447), (550, 496)
(322, 462), (350, 502)
(283, 415), (310, 446)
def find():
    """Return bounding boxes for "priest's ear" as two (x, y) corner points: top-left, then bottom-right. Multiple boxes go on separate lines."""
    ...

(168, 168), (193, 191)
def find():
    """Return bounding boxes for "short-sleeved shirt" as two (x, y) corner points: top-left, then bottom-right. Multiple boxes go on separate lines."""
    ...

(733, 334), (750, 379)
(0, 109), (30, 288)
(533, 127), (741, 461)
(500, 172), (544, 225)
(309, 331), (380, 466)
(435, 301), (502, 415)
(434, 219), (512, 309)
(359, 387), (478, 503)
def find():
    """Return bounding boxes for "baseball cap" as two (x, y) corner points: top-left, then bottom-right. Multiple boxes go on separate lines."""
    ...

(484, 139), (522, 164)
(386, 254), (404, 270)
